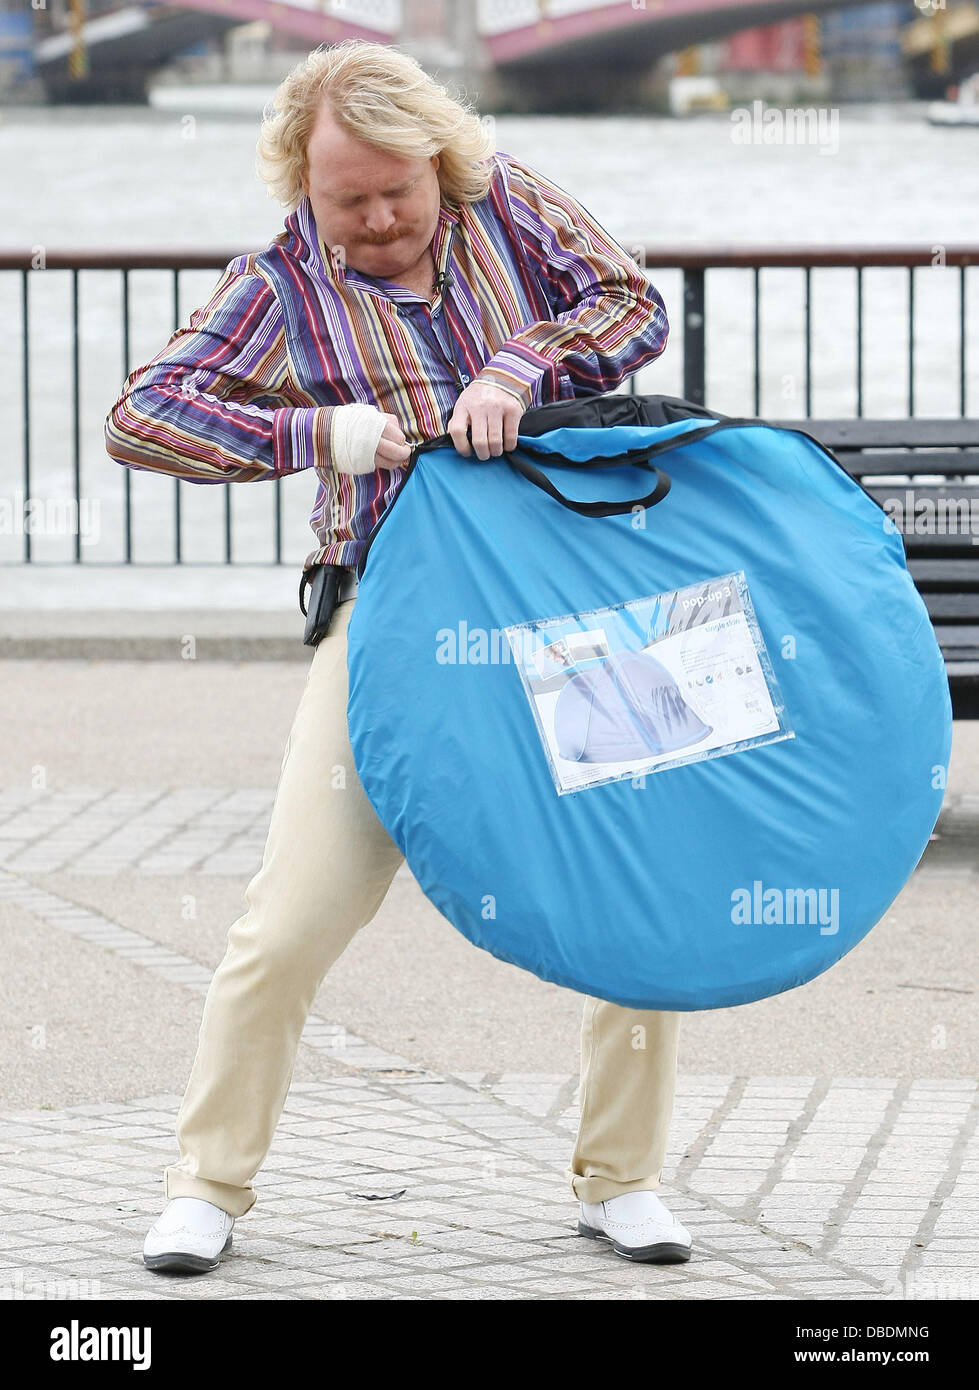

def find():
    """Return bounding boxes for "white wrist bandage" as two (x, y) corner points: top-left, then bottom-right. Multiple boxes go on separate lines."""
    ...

(331, 403), (391, 475)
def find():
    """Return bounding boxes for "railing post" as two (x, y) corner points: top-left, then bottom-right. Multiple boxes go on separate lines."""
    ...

(122, 268), (133, 563)
(172, 268), (182, 564)
(752, 267), (761, 417)
(961, 265), (968, 417)
(683, 267), (706, 406)
(804, 265), (812, 417)
(71, 268), (81, 563)
(21, 268), (31, 563)
(856, 266), (864, 418)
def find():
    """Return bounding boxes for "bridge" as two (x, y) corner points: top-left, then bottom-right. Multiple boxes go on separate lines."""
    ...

(30, 0), (880, 106)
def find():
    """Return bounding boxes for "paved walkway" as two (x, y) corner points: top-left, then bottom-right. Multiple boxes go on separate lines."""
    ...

(1, 643), (976, 1301)
(3, 1068), (976, 1302)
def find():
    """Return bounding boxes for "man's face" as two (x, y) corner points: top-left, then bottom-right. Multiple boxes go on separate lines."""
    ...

(302, 103), (442, 279)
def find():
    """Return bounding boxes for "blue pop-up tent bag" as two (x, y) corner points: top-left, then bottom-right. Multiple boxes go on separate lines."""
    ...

(346, 394), (951, 1010)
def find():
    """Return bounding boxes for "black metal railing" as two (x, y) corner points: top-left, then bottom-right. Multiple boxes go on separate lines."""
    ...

(657, 247), (976, 417)
(1, 246), (976, 565)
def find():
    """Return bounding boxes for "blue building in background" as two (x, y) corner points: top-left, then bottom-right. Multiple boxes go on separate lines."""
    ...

(0, 9), (33, 80)
(820, 1), (921, 98)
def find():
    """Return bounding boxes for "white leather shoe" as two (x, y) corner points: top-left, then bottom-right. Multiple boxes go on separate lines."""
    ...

(578, 1189), (692, 1263)
(143, 1197), (235, 1273)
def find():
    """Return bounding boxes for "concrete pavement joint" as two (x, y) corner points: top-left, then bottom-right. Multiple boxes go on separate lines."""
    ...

(887, 1083), (979, 1295)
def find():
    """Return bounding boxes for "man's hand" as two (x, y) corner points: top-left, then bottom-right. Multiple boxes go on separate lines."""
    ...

(373, 412), (412, 470)
(447, 380), (523, 461)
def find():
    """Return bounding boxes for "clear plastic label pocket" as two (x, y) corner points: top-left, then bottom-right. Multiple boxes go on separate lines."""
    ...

(504, 571), (794, 795)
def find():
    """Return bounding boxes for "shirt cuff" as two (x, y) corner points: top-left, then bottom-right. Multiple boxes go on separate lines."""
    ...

(478, 342), (560, 410)
(272, 406), (334, 475)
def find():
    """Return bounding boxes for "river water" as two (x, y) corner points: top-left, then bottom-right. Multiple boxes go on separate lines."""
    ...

(1, 94), (977, 566)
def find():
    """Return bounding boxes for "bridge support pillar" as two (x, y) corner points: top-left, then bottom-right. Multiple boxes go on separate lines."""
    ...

(42, 67), (150, 104)
(397, 0), (501, 106)
(488, 59), (671, 114)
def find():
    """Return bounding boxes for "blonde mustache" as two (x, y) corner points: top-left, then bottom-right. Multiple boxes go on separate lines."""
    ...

(361, 226), (416, 246)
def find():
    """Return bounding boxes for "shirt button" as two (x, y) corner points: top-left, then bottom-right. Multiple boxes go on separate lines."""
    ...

(459, 373), (471, 385)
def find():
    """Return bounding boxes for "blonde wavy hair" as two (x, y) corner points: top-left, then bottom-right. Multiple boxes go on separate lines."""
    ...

(256, 40), (496, 211)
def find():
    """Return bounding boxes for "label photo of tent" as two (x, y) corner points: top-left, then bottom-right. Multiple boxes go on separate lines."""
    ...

(505, 570), (794, 794)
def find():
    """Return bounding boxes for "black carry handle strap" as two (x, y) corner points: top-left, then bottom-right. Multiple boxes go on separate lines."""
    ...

(382, 417), (764, 524)
(354, 413), (782, 579)
(509, 439), (670, 470)
(504, 445), (671, 517)
(502, 417), (766, 517)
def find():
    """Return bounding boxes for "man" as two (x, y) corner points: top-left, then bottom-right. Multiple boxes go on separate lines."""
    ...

(106, 39), (691, 1274)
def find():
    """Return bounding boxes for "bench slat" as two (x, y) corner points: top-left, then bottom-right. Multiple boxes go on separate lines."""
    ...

(834, 452), (979, 476)
(923, 594), (979, 619)
(773, 419), (979, 448)
(898, 534), (979, 552)
(908, 560), (979, 584)
(934, 622), (979, 643)
(863, 483), (979, 502)
(939, 650), (979, 666)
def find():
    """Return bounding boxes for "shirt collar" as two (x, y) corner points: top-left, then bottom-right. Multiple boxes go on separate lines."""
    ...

(286, 196), (461, 302)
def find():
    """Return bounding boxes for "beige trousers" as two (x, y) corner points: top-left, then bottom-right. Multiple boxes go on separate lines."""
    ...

(164, 597), (680, 1217)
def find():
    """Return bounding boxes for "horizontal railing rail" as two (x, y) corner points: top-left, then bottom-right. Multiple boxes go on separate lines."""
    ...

(2, 246), (977, 270)
(2, 245), (976, 565)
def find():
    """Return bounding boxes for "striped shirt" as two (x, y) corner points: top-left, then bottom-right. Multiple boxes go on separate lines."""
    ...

(105, 151), (669, 574)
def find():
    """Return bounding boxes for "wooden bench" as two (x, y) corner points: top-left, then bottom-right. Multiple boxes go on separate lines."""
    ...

(772, 418), (979, 719)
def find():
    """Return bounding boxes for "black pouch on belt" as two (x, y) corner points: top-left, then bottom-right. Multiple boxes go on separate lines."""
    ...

(299, 564), (343, 648)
